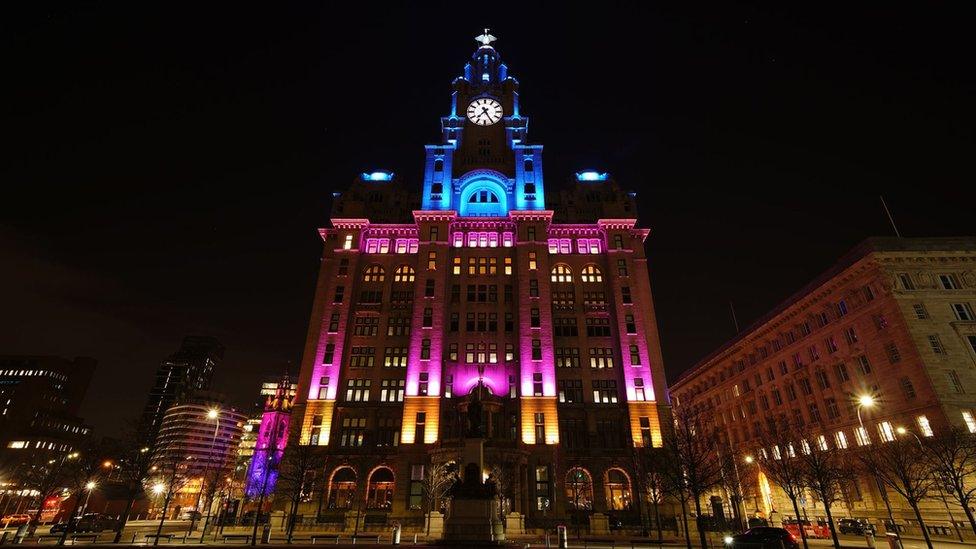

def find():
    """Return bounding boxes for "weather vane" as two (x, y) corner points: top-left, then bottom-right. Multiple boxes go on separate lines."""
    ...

(475, 28), (496, 47)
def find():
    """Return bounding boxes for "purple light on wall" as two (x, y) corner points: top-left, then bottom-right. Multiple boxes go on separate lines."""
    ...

(450, 363), (507, 396)
(245, 409), (290, 497)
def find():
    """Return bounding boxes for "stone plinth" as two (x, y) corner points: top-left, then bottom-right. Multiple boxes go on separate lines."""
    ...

(504, 512), (524, 535)
(426, 511), (444, 536)
(440, 438), (505, 544)
(589, 513), (609, 535)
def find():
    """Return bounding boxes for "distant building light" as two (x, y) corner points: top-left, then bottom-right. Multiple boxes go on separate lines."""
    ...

(576, 171), (608, 182)
(362, 171), (394, 181)
(482, 73), (490, 82)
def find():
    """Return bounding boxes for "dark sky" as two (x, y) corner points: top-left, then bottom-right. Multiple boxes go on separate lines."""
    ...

(3, 3), (974, 437)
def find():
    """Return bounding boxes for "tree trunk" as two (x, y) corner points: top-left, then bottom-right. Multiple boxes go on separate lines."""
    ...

(679, 497), (692, 549)
(113, 493), (136, 543)
(154, 490), (174, 546)
(693, 494), (708, 549)
(954, 488), (976, 536)
(653, 499), (662, 541)
(287, 497), (299, 543)
(58, 492), (86, 545)
(822, 498), (840, 549)
(909, 501), (934, 549)
(789, 496), (808, 549)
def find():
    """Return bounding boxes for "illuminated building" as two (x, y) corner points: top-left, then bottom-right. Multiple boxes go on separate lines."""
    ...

(671, 237), (976, 525)
(245, 376), (293, 497)
(0, 355), (93, 456)
(291, 32), (669, 529)
(138, 336), (224, 451)
(149, 394), (246, 512)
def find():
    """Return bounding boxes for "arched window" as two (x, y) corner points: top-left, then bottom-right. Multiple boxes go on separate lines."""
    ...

(580, 265), (603, 283)
(327, 467), (357, 510)
(605, 469), (632, 511)
(551, 264), (573, 283)
(362, 265), (385, 282)
(393, 265), (415, 283)
(366, 467), (395, 509)
(468, 190), (500, 203)
(565, 468), (593, 510)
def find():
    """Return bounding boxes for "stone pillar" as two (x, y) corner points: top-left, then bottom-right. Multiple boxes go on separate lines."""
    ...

(589, 513), (609, 535)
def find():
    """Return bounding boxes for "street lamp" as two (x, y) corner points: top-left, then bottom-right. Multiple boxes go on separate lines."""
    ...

(855, 393), (898, 535)
(196, 408), (221, 540)
(81, 481), (97, 517)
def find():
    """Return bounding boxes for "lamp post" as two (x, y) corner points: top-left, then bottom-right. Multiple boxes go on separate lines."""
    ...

(196, 408), (221, 540)
(856, 394), (898, 535)
(81, 482), (96, 516)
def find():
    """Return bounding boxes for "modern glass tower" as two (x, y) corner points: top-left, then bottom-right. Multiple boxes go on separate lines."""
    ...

(292, 32), (669, 529)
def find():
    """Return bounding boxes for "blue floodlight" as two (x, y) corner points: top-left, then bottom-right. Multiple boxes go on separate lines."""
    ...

(576, 171), (608, 182)
(362, 171), (394, 181)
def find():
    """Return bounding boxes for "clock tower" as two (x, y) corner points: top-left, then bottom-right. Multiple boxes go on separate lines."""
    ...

(421, 30), (545, 215)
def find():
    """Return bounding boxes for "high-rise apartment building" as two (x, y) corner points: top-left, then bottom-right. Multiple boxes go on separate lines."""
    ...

(139, 336), (223, 449)
(291, 34), (669, 528)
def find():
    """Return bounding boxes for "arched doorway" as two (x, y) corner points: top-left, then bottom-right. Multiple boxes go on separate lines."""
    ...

(327, 467), (357, 510)
(605, 468), (633, 511)
(366, 467), (395, 510)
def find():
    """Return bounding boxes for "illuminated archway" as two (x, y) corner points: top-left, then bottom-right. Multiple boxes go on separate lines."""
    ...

(327, 467), (357, 510)
(565, 467), (593, 510)
(604, 468), (633, 511)
(366, 467), (395, 510)
(757, 471), (773, 517)
(458, 171), (508, 216)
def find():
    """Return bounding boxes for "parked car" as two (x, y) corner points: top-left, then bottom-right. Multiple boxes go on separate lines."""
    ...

(726, 527), (800, 549)
(179, 510), (202, 521)
(1, 514), (31, 528)
(783, 519), (829, 539)
(838, 518), (875, 535)
(73, 513), (116, 532)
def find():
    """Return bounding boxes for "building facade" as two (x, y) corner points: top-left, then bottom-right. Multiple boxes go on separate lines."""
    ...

(139, 336), (224, 450)
(670, 237), (976, 528)
(0, 355), (94, 456)
(149, 394), (247, 514)
(292, 34), (669, 530)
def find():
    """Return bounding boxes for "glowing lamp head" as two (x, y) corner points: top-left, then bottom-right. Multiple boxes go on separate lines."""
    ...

(896, 427), (907, 435)
(85, 481), (96, 490)
(102, 460), (113, 468)
(724, 536), (734, 545)
(207, 409), (219, 420)
(362, 171), (393, 181)
(744, 456), (754, 464)
(857, 395), (876, 408)
(152, 483), (165, 495)
(576, 170), (608, 182)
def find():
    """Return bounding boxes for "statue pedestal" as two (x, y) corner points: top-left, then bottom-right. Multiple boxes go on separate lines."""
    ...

(440, 438), (505, 544)
(505, 512), (524, 534)
(425, 511), (444, 536)
(589, 513), (610, 535)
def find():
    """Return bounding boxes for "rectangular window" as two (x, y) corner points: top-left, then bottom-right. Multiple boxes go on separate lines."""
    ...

(951, 303), (975, 321)
(420, 339), (431, 360)
(502, 232), (514, 247)
(384, 347), (408, 368)
(947, 370), (965, 393)
(527, 227), (536, 241)
(529, 279), (539, 297)
(317, 376), (330, 400)
(917, 415), (934, 437)
(885, 343), (901, 364)
(423, 307), (433, 328)
(939, 274), (960, 290)
(815, 369), (830, 390)
(558, 379), (583, 403)
(963, 411), (976, 433)
(328, 313), (340, 332)
(323, 344), (335, 364)
(617, 259), (628, 276)
(878, 421), (895, 443)
(349, 347), (375, 368)
(843, 326), (858, 344)
(531, 340), (542, 360)
(621, 287), (632, 304)
(834, 363), (849, 382)
(344, 379), (371, 402)
(592, 379), (619, 404)
(530, 308), (540, 328)
(855, 426), (871, 446)
(427, 251), (437, 270)
(900, 377), (916, 399)
(415, 412), (426, 443)
(625, 315), (637, 334)
(825, 336), (838, 353)
(532, 373), (544, 396)
(898, 273), (915, 290)
(425, 279), (435, 297)
(343, 234), (354, 250)
(534, 415), (546, 445)
(418, 373), (429, 396)
(928, 335), (945, 355)
(452, 257), (461, 275)
(613, 234), (624, 249)
(528, 252), (537, 270)
(354, 316), (380, 336)
(634, 378), (647, 402)
(339, 417), (367, 447)
(333, 286), (345, 303)
(855, 355), (872, 375)
(589, 348), (614, 369)
(913, 303), (929, 319)
(825, 398), (839, 419)
(629, 344), (641, 366)
(837, 300), (849, 317)
(585, 317), (611, 337)
(835, 431), (849, 449)
(380, 379), (405, 402)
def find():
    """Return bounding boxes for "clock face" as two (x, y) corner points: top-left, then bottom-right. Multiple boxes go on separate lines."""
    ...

(467, 98), (503, 126)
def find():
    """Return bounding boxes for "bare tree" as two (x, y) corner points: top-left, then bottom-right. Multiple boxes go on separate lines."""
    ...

(421, 460), (457, 536)
(923, 427), (976, 536)
(664, 405), (726, 549)
(16, 448), (77, 536)
(797, 433), (853, 549)
(757, 422), (810, 549)
(859, 437), (936, 549)
(633, 445), (669, 541)
(149, 446), (192, 546)
(57, 445), (108, 545)
(111, 428), (153, 543)
(276, 444), (328, 543)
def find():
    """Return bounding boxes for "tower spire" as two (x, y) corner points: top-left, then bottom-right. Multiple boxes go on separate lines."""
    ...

(475, 28), (496, 48)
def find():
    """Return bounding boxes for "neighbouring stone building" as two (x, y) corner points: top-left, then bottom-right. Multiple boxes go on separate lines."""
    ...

(671, 236), (976, 533)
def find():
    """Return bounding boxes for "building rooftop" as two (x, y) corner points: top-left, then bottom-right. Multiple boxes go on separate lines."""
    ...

(672, 236), (976, 388)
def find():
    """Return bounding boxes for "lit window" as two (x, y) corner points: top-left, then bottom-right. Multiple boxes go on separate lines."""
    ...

(834, 431), (848, 449)
(504, 257), (513, 275)
(580, 265), (603, 283)
(427, 252), (437, 270)
(855, 426), (871, 446)
(393, 265), (416, 283)
(502, 232), (514, 247)
(917, 415), (934, 437)
(877, 421), (895, 443)
(452, 257), (461, 275)
(343, 234), (353, 250)
(363, 265), (385, 282)
(528, 252), (537, 270)
(453, 233), (464, 247)
(550, 264), (573, 283)
(963, 411), (976, 433)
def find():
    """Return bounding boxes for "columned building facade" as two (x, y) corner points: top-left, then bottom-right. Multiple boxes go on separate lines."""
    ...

(292, 34), (669, 529)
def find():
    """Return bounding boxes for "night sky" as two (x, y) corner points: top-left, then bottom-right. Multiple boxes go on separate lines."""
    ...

(3, 3), (974, 437)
